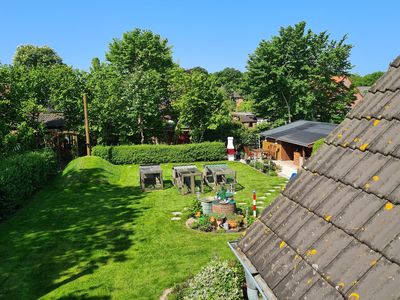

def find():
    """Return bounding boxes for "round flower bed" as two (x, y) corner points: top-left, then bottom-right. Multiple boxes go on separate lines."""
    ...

(187, 198), (255, 233)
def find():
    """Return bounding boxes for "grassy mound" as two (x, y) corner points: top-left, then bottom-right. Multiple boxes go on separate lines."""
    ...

(62, 156), (122, 185)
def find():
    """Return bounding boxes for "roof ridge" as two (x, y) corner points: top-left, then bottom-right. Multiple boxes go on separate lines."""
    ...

(390, 56), (400, 68)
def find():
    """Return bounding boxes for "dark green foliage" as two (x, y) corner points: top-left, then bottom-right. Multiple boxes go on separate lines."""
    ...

(171, 259), (244, 299)
(248, 160), (279, 175)
(106, 28), (173, 74)
(245, 21), (354, 125)
(0, 149), (56, 219)
(13, 45), (63, 68)
(191, 215), (213, 232)
(190, 198), (202, 217)
(92, 142), (226, 164)
(213, 67), (243, 99)
(351, 71), (384, 87)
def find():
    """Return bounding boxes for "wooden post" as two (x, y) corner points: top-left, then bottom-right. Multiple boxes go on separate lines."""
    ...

(83, 94), (91, 156)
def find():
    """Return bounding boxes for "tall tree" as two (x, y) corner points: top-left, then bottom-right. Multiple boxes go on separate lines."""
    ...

(106, 29), (173, 74)
(245, 21), (354, 125)
(86, 64), (124, 145)
(13, 45), (63, 68)
(172, 69), (225, 142)
(122, 69), (165, 144)
(213, 67), (243, 100)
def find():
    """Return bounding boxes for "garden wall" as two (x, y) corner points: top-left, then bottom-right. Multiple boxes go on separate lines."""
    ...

(0, 149), (57, 219)
(92, 142), (226, 164)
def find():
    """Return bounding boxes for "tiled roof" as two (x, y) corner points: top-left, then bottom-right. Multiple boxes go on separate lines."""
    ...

(38, 112), (65, 129)
(236, 56), (400, 300)
(232, 112), (257, 123)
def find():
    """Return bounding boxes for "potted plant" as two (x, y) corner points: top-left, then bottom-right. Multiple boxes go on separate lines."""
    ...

(227, 214), (238, 229)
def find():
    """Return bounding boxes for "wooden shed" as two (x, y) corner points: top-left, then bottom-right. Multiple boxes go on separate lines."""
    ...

(260, 120), (337, 166)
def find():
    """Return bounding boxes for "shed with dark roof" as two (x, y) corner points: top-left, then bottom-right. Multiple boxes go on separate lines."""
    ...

(260, 120), (337, 166)
(232, 112), (258, 127)
(230, 55), (400, 300)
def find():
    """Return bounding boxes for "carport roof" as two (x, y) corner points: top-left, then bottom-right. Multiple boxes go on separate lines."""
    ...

(259, 120), (337, 147)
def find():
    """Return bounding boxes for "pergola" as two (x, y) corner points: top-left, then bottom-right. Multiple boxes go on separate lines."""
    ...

(139, 165), (164, 191)
(172, 165), (204, 195)
(203, 164), (237, 190)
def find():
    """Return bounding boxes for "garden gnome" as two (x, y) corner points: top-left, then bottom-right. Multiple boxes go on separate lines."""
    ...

(227, 137), (235, 161)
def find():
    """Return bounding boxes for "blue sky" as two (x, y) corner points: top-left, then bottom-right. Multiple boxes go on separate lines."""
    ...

(1, 1), (399, 75)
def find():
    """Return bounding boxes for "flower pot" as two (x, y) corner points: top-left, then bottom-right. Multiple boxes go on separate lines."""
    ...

(228, 220), (238, 229)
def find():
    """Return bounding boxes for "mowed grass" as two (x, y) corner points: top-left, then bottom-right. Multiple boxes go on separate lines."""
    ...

(0, 157), (286, 299)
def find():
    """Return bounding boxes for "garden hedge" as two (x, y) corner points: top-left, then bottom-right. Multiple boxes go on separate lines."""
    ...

(0, 149), (56, 219)
(92, 142), (226, 164)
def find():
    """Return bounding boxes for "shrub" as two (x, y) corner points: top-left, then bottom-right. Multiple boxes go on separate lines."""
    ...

(248, 159), (279, 175)
(92, 142), (226, 164)
(190, 198), (202, 217)
(0, 149), (56, 219)
(172, 260), (244, 300)
(191, 215), (213, 232)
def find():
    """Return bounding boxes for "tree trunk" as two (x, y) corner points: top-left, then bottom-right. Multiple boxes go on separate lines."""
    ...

(281, 91), (291, 123)
(138, 115), (145, 144)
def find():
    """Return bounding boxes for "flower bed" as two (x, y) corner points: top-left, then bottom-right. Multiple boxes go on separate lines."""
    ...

(187, 197), (255, 233)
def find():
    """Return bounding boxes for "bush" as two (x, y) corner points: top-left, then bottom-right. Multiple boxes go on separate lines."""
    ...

(172, 259), (244, 300)
(248, 159), (280, 175)
(92, 142), (226, 164)
(0, 149), (56, 219)
(190, 198), (202, 217)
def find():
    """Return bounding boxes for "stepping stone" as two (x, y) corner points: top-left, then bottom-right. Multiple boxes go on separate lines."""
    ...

(256, 201), (264, 205)
(265, 193), (271, 196)
(183, 207), (189, 211)
(268, 189), (276, 192)
(238, 202), (247, 205)
(258, 196), (266, 199)
(171, 211), (182, 216)
(171, 217), (181, 221)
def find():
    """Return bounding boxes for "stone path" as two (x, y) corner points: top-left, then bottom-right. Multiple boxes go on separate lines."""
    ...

(171, 211), (182, 216)
(171, 217), (181, 221)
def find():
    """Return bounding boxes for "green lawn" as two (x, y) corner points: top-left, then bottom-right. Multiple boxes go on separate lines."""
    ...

(0, 157), (286, 300)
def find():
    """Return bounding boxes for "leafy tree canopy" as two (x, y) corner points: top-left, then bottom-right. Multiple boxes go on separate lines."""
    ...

(172, 69), (226, 142)
(106, 29), (173, 74)
(245, 21), (354, 125)
(213, 67), (243, 99)
(13, 45), (63, 68)
(351, 71), (384, 87)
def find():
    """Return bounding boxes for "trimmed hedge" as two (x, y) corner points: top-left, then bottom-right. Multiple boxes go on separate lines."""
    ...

(0, 149), (57, 219)
(92, 142), (226, 164)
